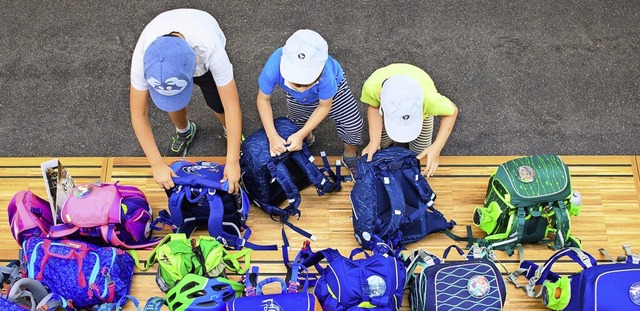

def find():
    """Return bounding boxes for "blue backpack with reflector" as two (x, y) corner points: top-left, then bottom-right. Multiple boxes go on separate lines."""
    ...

(404, 245), (507, 311)
(164, 160), (275, 250)
(509, 246), (640, 311)
(240, 117), (341, 242)
(350, 146), (455, 249)
(300, 242), (406, 311)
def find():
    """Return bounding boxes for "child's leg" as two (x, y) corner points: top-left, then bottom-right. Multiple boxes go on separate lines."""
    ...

(409, 115), (434, 154)
(193, 71), (226, 126)
(380, 127), (394, 149)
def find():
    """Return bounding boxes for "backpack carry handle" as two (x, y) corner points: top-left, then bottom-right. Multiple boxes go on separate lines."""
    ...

(442, 245), (466, 261)
(350, 248), (371, 260)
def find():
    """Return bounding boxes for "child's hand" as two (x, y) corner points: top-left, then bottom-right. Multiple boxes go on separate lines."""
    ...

(268, 134), (287, 157)
(361, 143), (380, 162)
(152, 163), (177, 189)
(417, 145), (441, 177)
(285, 132), (305, 152)
(221, 162), (241, 194)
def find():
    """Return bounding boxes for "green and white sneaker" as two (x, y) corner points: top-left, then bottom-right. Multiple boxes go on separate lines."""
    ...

(167, 121), (197, 157)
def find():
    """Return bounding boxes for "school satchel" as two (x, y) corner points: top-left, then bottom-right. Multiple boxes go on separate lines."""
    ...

(404, 245), (507, 311)
(240, 117), (341, 242)
(301, 243), (406, 311)
(226, 266), (322, 311)
(48, 181), (160, 249)
(21, 237), (135, 309)
(135, 233), (251, 293)
(471, 154), (583, 255)
(7, 190), (54, 245)
(163, 160), (275, 250)
(351, 146), (455, 249)
(509, 246), (640, 311)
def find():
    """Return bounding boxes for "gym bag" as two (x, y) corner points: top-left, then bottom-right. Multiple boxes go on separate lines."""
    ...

(471, 154), (582, 255)
(240, 117), (341, 242)
(301, 243), (405, 311)
(8, 190), (54, 245)
(509, 246), (640, 311)
(164, 160), (274, 250)
(48, 181), (159, 249)
(404, 245), (507, 311)
(351, 146), (455, 249)
(21, 237), (135, 309)
(136, 233), (251, 293)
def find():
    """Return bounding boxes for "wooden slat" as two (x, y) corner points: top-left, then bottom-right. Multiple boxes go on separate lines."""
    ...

(1, 156), (640, 311)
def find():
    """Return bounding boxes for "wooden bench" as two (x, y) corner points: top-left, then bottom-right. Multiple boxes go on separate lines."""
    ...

(1, 155), (639, 310)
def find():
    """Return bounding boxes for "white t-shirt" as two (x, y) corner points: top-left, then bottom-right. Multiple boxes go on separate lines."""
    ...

(130, 9), (233, 91)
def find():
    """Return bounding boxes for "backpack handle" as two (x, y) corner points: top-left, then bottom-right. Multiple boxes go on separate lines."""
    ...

(442, 245), (466, 261)
(523, 247), (596, 289)
(350, 248), (371, 260)
(256, 277), (288, 295)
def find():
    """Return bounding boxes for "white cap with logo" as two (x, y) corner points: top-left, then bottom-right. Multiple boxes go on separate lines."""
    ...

(280, 29), (328, 85)
(380, 75), (424, 143)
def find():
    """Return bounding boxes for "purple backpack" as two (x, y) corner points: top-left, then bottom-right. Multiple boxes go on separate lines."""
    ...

(49, 181), (159, 249)
(7, 190), (54, 245)
(22, 237), (135, 309)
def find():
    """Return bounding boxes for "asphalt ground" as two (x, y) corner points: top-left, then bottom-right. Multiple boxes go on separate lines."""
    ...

(1, 1), (638, 157)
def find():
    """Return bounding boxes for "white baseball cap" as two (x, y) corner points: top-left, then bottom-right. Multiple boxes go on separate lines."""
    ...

(380, 75), (424, 143)
(280, 29), (328, 85)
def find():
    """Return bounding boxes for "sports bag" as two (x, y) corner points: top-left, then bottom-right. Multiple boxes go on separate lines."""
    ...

(301, 243), (405, 311)
(165, 160), (274, 250)
(404, 245), (507, 311)
(471, 154), (582, 255)
(21, 237), (135, 309)
(351, 146), (455, 249)
(509, 246), (640, 311)
(226, 265), (322, 311)
(136, 233), (251, 293)
(240, 117), (341, 241)
(8, 190), (54, 245)
(48, 181), (159, 249)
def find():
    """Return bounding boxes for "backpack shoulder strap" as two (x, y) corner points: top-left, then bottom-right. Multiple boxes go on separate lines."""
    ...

(289, 149), (341, 195)
(374, 168), (406, 242)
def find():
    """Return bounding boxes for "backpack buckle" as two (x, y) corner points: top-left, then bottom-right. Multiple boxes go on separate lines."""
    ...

(287, 281), (299, 293)
(245, 286), (256, 297)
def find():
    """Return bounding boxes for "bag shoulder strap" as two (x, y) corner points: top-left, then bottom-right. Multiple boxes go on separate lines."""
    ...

(289, 149), (341, 195)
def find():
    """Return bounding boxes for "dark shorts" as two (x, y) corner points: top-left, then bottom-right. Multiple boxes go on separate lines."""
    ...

(193, 71), (224, 113)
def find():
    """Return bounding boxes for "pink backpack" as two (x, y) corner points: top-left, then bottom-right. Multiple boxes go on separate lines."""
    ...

(7, 190), (54, 245)
(49, 181), (160, 249)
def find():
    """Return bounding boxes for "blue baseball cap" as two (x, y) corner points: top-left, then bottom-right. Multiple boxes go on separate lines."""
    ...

(143, 36), (196, 112)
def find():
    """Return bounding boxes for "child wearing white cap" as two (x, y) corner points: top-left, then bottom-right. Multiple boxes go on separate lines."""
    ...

(360, 63), (459, 177)
(256, 29), (364, 176)
(129, 9), (243, 194)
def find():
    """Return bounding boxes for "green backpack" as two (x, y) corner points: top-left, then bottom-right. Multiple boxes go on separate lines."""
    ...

(472, 155), (582, 255)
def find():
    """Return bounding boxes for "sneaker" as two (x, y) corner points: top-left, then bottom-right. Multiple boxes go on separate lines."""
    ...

(342, 155), (358, 179)
(306, 131), (316, 147)
(167, 121), (197, 157)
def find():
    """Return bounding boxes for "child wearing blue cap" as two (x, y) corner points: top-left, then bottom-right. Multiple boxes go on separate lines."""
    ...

(256, 29), (364, 176)
(129, 9), (243, 193)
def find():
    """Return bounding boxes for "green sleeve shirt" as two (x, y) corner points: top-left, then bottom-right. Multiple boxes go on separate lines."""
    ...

(360, 63), (455, 118)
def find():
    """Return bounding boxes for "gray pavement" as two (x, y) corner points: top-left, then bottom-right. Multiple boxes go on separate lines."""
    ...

(1, 1), (639, 157)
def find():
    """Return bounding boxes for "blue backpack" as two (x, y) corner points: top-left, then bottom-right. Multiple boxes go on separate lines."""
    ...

(240, 117), (341, 242)
(164, 160), (275, 250)
(404, 245), (507, 311)
(509, 246), (640, 311)
(350, 146), (455, 249)
(301, 243), (406, 311)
